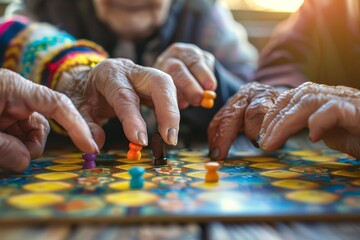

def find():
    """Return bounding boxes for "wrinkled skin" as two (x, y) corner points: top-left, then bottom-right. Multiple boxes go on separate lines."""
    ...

(0, 69), (98, 171)
(259, 82), (360, 159)
(154, 43), (217, 109)
(66, 58), (180, 149)
(208, 82), (280, 160)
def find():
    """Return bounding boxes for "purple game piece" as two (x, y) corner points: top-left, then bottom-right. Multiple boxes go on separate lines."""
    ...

(82, 153), (97, 169)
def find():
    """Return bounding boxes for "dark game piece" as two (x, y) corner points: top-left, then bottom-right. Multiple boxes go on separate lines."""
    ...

(150, 133), (167, 166)
(82, 153), (97, 169)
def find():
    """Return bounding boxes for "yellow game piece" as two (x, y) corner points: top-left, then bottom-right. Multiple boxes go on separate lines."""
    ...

(200, 90), (216, 109)
(127, 143), (143, 160)
(35, 172), (79, 181)
(205, 162), (220, 183)
(23, 181), (72, 193)
(8, 193), (64, 209)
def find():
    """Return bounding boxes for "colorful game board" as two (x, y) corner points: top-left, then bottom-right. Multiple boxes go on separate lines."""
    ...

(1, 148), (360, 223)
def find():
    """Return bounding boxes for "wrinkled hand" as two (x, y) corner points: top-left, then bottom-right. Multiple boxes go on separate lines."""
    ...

(154, 43), (217, 109)
(258, 82), (360, 158)
(208, 82), (280, 159)
(0, 69), (98, 171)
(67, 59), (180, 148)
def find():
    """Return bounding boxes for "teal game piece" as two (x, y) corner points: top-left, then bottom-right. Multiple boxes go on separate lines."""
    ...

(129, 166), (145, 189)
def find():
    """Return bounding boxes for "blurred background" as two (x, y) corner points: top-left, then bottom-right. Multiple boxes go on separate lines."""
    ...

(0, 0), (304, 51)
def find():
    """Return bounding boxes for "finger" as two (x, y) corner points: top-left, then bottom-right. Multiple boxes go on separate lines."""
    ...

(259, 94), (330, 150)
(79, 111), (106, 149)
(175, 46), (217, 90)
(244, 90), (278, 141)
(162, 58), (204, 106)
(10, 112), (49, 159)
(96, 73), (148, 146)
(135, 67), (180, 146)
(177, 90), (190, 109)
(208, 96), (247, 160)
(1, 70), (99, 153)
(309, 100), (360, 142)
(0, 132), (30, 171)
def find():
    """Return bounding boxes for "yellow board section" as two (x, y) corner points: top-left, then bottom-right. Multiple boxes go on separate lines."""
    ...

(115, 158), (151, 163)
(190, 181), (237, 190)
(288, 150), (319, 157)
(59, 153), (83, 158)
(301, 156), (337, 162)
(351, 179), (360, 186)
(332, 170), (360, 178)
(318, 162), (352, 169)
(241, 157), (278, 163)
(177, 151), (207, 158)
(186, 171), (229, 179)
(112, 172), (154, 180)
(250, 163), (287, 170)
(35, 172), (79, 181)
(45, 165), (82, 171)
(260, 170), (302, 179)
(23, 181), (72, 193)
(108, 181), (156, 190)
(105, 191), (159, 207)
(52, 159), (84, 165)
(183, 163), (206, 170)
(179, 157), (210, 163)
(115, 164), (152, 170)
(286, 190), (339, 204)
(272, 180), (319, 190)
(8, 193), (64, 209)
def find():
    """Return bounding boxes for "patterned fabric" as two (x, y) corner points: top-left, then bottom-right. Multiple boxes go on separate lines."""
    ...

(0, 17), (108, 90)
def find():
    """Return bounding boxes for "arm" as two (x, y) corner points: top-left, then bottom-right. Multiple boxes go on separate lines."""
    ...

(254, 0), (318, 88)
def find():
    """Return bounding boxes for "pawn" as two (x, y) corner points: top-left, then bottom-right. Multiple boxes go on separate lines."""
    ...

(201, 90), (217, 109)
(82, 153), (97, 169)
(127, 143), (143, 161)
(205, 162), (220, 183)
(129, 166), (145, 189)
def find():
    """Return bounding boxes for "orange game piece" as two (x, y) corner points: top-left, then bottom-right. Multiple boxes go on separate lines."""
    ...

(205, 162), (220, 183)
(200, 90), (217, 109)
(127, 143), (143, 160)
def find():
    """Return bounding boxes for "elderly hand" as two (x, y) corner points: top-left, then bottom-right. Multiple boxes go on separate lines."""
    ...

(0, 69), (98, 171)
(154, 43), (217, 109)
(258, 82), (360, 159)
(207, 82), (280, 159)
(65, 59), (180, 149)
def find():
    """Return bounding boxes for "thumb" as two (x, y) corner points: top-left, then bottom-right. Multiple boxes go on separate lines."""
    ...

(0, 132), (31, 171)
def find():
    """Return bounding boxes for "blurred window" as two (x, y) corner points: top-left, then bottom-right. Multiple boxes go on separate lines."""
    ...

(222, 0), (304, 12)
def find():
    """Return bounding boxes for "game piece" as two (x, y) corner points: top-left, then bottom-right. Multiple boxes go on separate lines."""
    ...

(127, 143), (143, 160)
(129, 166), (145, 189)
(205, 162), (220, 183)
(200, 90), (216, 109)
(150, 133), (167, 166)
(82, 153), (97, 169)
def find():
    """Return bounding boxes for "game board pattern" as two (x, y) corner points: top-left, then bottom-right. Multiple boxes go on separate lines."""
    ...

(0, 148), (360, 223)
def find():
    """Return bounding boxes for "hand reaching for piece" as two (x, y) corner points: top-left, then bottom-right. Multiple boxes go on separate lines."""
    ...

(207, 82), (280, 160)
(258, 82), (360, 159)
(154, 43), (217, 109)
(65, 59), (180, 149)
(0, 69), (98, 171)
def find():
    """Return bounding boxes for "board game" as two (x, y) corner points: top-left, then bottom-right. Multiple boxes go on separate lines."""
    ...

(1, 147), (360, 224)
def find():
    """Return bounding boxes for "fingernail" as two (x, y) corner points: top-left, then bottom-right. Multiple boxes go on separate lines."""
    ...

(251, 140), (260, 148)
(91, 139), (100, 154)
(137, 131), (148, 146)
(210, 148), (219, 159)
(167, 128), (178, 146)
